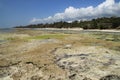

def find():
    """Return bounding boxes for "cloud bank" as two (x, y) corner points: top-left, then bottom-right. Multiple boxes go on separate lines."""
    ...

(30, 0), (120, 24)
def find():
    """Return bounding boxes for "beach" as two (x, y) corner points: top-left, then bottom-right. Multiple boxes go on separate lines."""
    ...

(0, 28), (120, 80)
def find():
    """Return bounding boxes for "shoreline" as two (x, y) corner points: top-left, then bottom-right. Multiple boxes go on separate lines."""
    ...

(84, 29), (120, 33)
(0, 28), (120, 34)
(14, 28), (120, 32)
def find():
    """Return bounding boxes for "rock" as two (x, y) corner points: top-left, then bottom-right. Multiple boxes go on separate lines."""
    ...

(83, 77), (92, 80)
(100, 75), (120, 80)
(31, 75), (42, 80)
(0, 67), (11, 78)
(69, 73), (76, 80)
(64, 44), (72, 49)
(12, 71), (22, 80)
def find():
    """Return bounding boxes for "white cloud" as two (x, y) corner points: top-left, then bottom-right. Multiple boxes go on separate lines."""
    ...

(30, 0), (120, 24)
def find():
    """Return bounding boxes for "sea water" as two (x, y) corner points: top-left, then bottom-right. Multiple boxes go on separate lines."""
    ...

(0, 28), (15, 33)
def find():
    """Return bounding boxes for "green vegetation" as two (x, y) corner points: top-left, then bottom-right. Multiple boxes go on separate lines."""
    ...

(28, 34), (67, 40)
(93, 33), (120, 42)
(15, 17), (120, 29)
(91, 33), (120, 51)
(6, 37), (29, 42)
(2, 34), (67, 41)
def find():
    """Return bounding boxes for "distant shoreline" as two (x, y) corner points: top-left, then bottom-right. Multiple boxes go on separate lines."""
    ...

(14, 28), (120, 33)
(84, 29), (120, 33)
(0, 27), (120, 33)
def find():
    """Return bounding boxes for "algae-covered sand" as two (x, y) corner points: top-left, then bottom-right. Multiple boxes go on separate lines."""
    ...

(0, 29), (120, 80)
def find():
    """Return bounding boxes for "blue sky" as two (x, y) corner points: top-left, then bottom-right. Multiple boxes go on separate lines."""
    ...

(0, 0), (120, 28)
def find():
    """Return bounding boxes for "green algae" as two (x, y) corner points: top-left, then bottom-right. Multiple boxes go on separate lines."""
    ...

(27, 34), (67, 40)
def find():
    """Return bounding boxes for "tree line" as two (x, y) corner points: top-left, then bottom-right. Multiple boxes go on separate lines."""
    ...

(15, 17), (120, 29)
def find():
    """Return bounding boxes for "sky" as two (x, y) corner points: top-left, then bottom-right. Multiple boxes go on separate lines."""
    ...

(0, 0), (120, 28)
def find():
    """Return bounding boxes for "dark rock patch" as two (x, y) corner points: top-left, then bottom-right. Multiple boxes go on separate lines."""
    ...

(69, 73), (76, 80)
(31, 75), (42, 80)
(100, 75), (120, 80)
(25, 62), (41, 69)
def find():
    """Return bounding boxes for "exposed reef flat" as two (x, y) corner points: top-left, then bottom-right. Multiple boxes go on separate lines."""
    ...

(0, 29), (120, 80)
